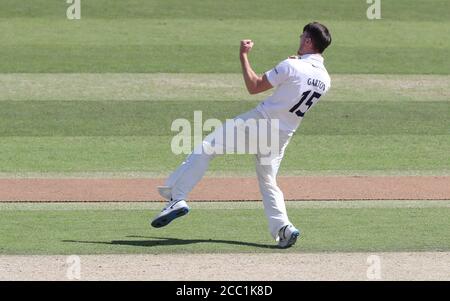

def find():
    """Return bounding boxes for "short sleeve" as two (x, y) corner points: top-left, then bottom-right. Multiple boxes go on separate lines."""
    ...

(265, 59), (291, 87)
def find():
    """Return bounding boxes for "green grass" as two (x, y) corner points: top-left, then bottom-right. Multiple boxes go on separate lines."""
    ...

(1, 1), (449, 73)
(1, 74), (449, 102)
(0, 135), (448, 174)
(0, 1), (448, 175)
(1, 20), (449, 74)
(1, 100), (449, 136)
(0, 74), (448, 174)
(0, 202), (449, 254)
(2, 0), (449, 21)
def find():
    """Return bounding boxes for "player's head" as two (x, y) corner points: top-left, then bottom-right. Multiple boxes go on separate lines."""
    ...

(298, 22), (331, 55)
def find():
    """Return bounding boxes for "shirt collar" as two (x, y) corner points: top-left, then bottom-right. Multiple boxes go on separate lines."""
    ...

(300, 53), (324, 63)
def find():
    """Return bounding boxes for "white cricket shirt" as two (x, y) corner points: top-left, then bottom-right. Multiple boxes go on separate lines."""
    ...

(256, 53), (331, 133)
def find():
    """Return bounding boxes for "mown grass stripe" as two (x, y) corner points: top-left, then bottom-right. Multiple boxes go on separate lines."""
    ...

(2, 44), (449, 74)
(0, 135), (448, 173)
(0, 207), (449, 254)
(1, 0), (449, 21)
(0, 100), (448, 136)
(1, 74), (449, 102)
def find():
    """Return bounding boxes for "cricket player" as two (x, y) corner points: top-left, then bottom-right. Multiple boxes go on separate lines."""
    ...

(151, 22), (332, 248)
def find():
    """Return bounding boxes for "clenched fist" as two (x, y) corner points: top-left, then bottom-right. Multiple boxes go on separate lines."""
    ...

(240, 39), (254, 55)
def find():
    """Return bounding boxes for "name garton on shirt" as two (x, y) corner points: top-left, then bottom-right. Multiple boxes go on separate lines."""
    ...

(307, 78), (326, 92)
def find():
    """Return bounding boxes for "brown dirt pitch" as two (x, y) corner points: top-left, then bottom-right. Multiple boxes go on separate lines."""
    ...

(0, 176), (449, 202)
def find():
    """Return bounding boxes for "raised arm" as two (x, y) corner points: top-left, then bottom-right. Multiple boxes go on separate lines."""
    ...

(239, 40), (273, 95)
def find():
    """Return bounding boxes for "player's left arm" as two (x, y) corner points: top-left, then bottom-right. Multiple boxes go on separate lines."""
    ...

(239, 39), (273, 95)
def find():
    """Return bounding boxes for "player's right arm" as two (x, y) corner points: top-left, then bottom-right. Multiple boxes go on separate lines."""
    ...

(239, 39), (273, 95)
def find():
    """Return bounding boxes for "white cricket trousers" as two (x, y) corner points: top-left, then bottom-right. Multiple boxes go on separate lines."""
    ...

(164, 108), (293, 240)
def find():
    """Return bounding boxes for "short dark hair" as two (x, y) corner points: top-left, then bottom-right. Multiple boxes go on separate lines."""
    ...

(303, 22), (331, 53)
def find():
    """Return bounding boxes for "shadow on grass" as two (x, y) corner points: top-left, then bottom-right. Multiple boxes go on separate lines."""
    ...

(63, 235), (278, 249)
